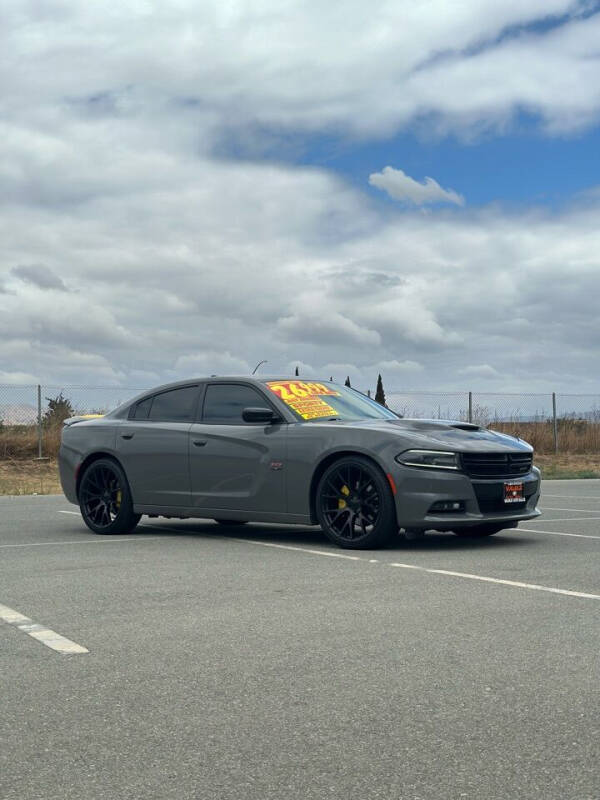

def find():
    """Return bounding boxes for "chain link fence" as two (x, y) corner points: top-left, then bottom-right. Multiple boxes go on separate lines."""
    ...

(1, 384), (599, 458)
(0, 385), (145, 459)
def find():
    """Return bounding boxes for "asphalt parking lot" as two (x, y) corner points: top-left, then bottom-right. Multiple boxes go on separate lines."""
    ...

(1, 480), (599, 800)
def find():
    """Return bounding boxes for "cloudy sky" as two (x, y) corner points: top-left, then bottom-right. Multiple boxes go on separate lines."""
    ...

(2, 0), (600, 394)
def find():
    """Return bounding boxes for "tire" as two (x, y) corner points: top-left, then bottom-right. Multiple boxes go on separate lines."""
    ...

(79, 458), (141, 535)
(452, 525), (504, 538)
(315, 455), (397, 549)
(214, 519), (248, 526)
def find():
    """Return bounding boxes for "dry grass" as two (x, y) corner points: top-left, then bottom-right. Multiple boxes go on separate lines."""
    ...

(1, 420), (599, 495)
(0, 454), (599, 497)
(489, 419), (600, 454)
(534, 453), (600, 479)
(0, 424), (62, 460)
(0, 459), (62, 495)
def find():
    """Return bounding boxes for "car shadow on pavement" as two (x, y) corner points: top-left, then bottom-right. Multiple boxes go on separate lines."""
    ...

(140, 519), (536, 552)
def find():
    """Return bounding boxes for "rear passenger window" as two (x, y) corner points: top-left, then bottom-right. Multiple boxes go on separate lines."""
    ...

(203, 384), (270, 424)
(147, 386), (198, 422)
(133, 396), (153, 419)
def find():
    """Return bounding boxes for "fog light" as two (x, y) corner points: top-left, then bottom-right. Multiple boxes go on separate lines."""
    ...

(429, 500), (465, 513)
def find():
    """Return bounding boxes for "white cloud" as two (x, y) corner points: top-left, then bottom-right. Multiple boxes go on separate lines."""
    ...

(0, 1), (600, 394)
(369, 167), (465, 207)
(276, 311), (381, 349)
(2, 1), (600, 142)
(11, 264), (68, 291)
(0, 370), (39, 385)
(460, 364), (500, 378)
(174, 352), (251, 377)
(375, 360), (424, 375)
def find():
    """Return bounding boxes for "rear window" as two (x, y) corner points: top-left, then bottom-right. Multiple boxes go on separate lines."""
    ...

(132, 385), (198, 422)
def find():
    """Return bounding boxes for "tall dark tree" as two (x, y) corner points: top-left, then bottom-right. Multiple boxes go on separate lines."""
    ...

(43, 392), (74, 427)
(294, 366), (299, 376)
(374, 374), (386, 406)
(344, 376), (351, 387)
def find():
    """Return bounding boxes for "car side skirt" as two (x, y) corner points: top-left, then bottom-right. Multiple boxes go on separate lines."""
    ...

(133, 505), (313, 525)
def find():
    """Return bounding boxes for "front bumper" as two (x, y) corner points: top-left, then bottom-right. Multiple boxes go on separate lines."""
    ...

(391, 464), (541, 530)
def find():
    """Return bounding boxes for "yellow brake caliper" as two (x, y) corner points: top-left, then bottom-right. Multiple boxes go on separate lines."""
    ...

(338, 484), (350, 509)
(115, 489), (122, 511)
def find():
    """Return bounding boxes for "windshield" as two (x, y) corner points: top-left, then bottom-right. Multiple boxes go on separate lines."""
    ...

(264, 380), (398, 422)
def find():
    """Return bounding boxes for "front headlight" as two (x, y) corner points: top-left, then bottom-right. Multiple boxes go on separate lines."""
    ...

(396, 450), (460, 470)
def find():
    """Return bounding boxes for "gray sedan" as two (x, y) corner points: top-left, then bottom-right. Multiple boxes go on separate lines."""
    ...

(59, 377), (541, 548)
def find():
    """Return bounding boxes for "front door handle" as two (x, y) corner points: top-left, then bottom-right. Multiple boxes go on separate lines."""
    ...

(121, 433), (134, 440)
(193, 439), (207, 447)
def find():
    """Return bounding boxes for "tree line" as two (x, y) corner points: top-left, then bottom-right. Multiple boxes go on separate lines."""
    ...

(294, 366), (387, 406)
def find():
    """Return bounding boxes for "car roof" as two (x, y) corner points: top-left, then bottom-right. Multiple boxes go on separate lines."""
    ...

(140, 375), (339, 390)
(108, 376), (342, 417)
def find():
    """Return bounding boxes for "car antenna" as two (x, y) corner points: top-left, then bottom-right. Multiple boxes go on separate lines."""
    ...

(252, 360), (268, 374)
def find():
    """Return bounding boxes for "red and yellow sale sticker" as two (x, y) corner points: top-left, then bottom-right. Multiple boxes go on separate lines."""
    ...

(266, 381), (341, 420)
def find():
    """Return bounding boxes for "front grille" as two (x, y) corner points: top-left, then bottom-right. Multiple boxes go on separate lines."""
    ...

(461, 452), (533, 479)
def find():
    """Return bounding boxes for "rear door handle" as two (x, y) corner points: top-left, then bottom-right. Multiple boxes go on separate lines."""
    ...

(121, 433), (134, 440)
(193, 439), (207, 447)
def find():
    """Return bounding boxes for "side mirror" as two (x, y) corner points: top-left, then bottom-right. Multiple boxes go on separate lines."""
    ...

(242, 407), (279, 424)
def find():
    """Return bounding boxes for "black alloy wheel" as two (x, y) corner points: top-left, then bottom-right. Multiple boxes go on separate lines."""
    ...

(79, 458), (141, 535)
(316, 455), (397, 549)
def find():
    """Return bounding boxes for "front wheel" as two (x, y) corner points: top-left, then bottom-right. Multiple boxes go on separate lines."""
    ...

(316, 456), (397, 549)
(452, 525), (504, 538)
(79, 458), (141, 535)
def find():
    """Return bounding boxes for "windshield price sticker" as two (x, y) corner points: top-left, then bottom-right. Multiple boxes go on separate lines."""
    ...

(266, 381), (340, 419)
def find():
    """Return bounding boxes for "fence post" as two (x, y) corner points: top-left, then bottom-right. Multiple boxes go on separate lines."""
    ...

(468, 391), (473, 423)
(552, 392), (558, 454)
(37, 384), (43, 459)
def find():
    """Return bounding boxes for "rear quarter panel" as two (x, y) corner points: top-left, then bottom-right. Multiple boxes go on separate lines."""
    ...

(58, 419), (120, 504)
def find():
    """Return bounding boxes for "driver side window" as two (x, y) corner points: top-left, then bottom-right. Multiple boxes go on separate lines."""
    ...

(202, 384), (271, 424)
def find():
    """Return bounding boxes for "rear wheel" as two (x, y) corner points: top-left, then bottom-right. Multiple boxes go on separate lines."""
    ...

(452, 525), (504, 538)
(79, 458), (141, 535)
(316, 456), (397, 549)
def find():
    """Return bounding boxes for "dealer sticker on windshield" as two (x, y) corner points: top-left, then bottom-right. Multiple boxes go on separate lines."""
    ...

(504, 481), (524, 504)
(266, 381), (341, 420)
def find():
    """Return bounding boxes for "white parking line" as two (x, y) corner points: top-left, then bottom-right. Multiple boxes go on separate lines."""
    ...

(0, 537), (162, 549)
(527, 517), (600, 523)
(539, 506), (600, 513)
(543, 494), (600, 500)
(527, 516), (600, 523)
(233, 538), (600, 600)
(0, 603), (88, 654)
(518, 527), (600, 540)
(58, 510), (80, 515)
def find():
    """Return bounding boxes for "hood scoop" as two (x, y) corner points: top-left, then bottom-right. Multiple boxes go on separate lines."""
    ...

(393, 419), (483, 432)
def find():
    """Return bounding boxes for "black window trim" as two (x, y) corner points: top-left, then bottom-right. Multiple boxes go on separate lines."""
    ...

(199, 382), (283, 425)
(127, 383), (203, 423)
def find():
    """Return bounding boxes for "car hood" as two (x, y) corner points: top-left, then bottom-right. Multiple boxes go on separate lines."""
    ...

(314, 418), (532, 453)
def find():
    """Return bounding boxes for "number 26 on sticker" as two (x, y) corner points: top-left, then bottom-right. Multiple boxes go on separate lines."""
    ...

(267, 381), (336, 401)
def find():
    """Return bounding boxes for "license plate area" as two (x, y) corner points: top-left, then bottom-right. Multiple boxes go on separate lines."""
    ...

(504, 481), (524, 504)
